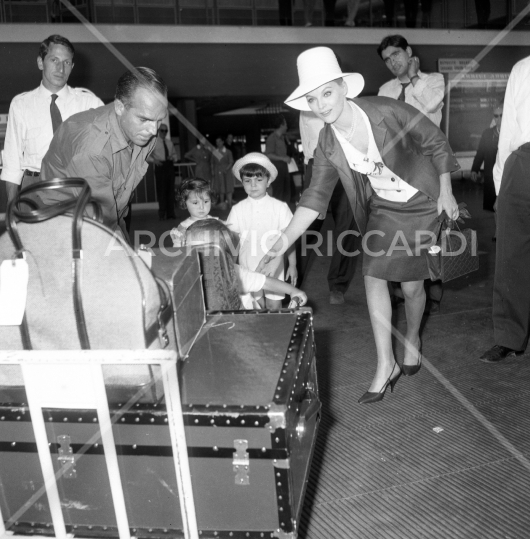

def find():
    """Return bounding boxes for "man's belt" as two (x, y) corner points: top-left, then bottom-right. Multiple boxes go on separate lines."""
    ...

(24, 170), (40, 177)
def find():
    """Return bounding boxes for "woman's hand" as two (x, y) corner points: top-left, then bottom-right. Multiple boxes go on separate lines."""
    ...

(437, 172), (459, 221)
(256, 235), (289, 274)
(437, 192), (459, 221)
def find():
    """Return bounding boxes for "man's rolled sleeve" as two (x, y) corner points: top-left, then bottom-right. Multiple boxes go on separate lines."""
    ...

(1, 100), (25, 186)
(410, 73), (445, 114)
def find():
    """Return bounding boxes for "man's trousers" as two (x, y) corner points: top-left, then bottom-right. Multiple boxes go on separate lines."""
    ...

(155, 161), (176, 219)
(493, 142), (530, 351)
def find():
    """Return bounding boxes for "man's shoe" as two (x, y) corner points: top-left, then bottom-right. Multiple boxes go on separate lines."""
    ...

(329, 291), (345, 305)
(480, 345), (524, 363)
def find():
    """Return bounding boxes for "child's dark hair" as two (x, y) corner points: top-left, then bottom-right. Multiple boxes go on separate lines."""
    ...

(177, 178), (217, 209)
(239, 163), (270, 179)
(186, 219), (242, 310)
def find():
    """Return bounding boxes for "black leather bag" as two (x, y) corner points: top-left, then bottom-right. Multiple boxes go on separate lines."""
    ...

(426, 204), (479, 283)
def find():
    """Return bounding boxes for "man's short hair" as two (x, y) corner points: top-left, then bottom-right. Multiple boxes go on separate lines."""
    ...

(377, 35), (409, 59)
(115, 67), (168, 108)
(39, 35), (75, 60)
(272, 114), (287, 130)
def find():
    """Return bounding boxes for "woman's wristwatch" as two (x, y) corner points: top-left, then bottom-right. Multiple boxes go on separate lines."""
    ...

(410, 75), (420, 83)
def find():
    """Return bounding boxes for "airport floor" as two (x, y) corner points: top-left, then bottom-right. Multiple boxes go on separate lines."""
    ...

(2, 179), (527, 538)
(127, 179), (530, 539)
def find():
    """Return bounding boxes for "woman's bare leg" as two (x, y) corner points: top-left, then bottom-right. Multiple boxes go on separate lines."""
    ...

(364, 275), (399, 391)
(401, 279), (425, 365)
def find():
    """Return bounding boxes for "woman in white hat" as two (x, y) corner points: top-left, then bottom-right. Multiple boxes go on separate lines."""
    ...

(258, 47), (460, 404)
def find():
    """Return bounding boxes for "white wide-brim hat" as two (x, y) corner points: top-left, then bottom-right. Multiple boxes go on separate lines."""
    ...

(285, 47), (365, 111)
(232, 152), (278, 183)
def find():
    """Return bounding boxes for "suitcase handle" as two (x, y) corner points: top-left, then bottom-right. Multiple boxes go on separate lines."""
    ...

(296, 389), (321, 439)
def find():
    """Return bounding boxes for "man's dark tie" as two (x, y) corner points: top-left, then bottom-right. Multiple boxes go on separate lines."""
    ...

(50, 94), (63, 133)
(398, 82), (410, 102)
(163, 140), (169, 161)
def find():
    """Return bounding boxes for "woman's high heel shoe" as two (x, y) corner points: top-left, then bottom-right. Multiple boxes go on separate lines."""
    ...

(358, 363), (402, 405)
(402, 341), (422, 376)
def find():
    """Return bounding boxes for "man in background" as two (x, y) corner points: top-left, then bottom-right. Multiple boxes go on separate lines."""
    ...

(377, 34), (444, 126)
(149, 123), (178, 220)
(1, 35), (103, 203)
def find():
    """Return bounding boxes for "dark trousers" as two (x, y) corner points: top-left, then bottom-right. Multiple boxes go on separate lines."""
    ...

(383, 0), (395, 26)
(323, 0), (337, 26)
(155, 161), (176, 219)
(271, 160), (291, 205)
(298, 160), (358, 292)
(278, 0), (292, 25)
(493, 143), (530, 351)
(475, 0), (490, 28)
(403, 0), (418, 27)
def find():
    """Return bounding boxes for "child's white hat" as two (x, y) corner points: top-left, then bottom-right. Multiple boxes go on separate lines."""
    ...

(232, 152), (278, 183)
(285, 47), (364, 111)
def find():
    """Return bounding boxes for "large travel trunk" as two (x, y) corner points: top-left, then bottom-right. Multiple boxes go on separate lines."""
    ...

(0, 308), (320, 538)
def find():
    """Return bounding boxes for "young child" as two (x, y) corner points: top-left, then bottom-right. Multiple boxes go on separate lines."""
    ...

(226, 153), (297, 309)
(186, 219), (307, 310)
(170, 178), (218, 248)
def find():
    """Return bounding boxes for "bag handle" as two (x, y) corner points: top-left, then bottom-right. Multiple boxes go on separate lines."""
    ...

(435, 202), (472, 241)
(436, 202), (471, 228)
(7, 178), (103, 255)
(6, 178), (103, 350)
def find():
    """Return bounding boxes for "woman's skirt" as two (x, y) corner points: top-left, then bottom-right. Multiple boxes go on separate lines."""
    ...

(362, 191), (438, 282)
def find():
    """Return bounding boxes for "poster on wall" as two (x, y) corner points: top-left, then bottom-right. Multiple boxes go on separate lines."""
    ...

(445, 73), (509, 156)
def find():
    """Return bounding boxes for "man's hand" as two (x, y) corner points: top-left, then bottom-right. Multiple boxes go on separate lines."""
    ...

(285, 264), (298, 287)
(470, 171), (478, 182)
(407, 56), (420, 80)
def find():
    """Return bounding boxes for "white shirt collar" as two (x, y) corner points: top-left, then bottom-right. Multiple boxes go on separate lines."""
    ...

(247, 193), (269, 204)
(37, 81), (71, 100)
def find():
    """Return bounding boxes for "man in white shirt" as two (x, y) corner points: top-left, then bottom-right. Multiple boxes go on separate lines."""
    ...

(480, 55), (530, 363)
(377, 34), (444, 127)
(299, 111), (359, 305)
(1, 34), (103, 204)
